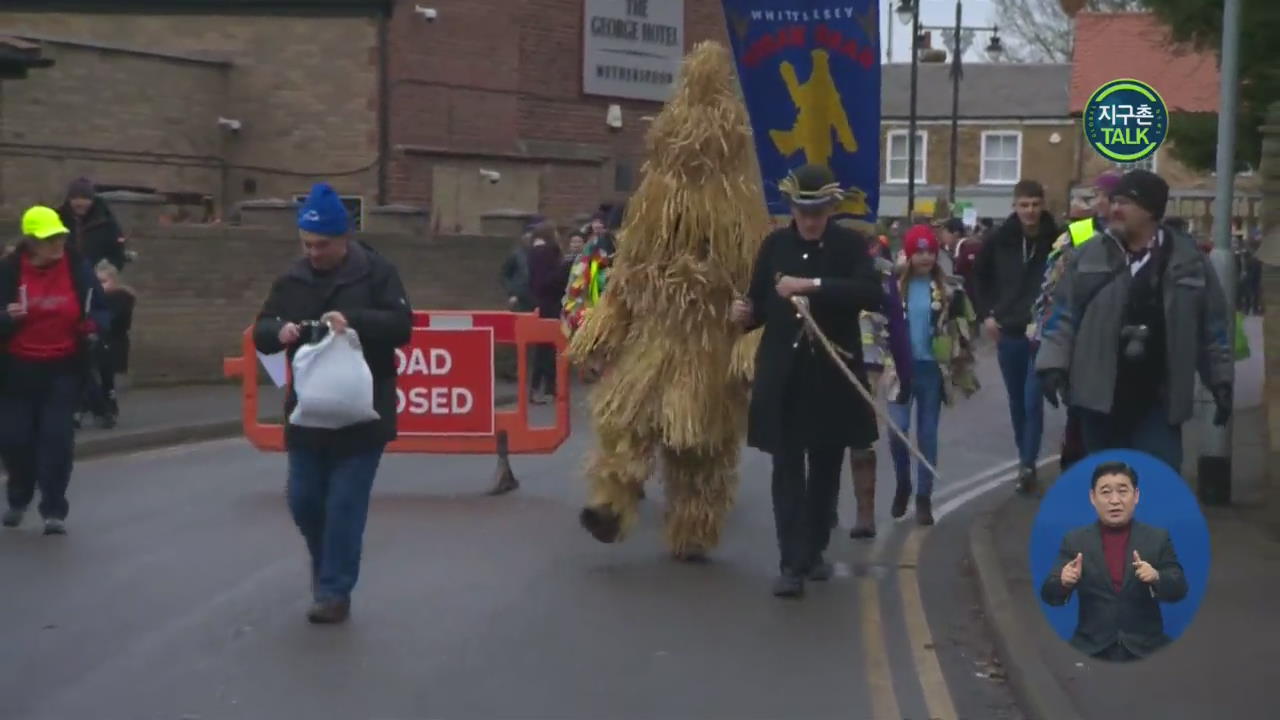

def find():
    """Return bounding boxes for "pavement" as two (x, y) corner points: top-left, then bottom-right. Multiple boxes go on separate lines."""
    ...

(0, 339), (1066, 720)
(969, 316), (1278, 720)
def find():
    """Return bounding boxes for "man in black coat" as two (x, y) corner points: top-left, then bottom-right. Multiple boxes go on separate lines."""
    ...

(253, 183), (412, 624)
(1040, 461), (1188, 661)
(57, 178), (128, 272)
(974, 179), (1059, 494)
(732, 164), (884, 598)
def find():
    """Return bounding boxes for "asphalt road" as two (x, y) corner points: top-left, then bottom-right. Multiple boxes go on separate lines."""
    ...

(0, 342), (1062, 720)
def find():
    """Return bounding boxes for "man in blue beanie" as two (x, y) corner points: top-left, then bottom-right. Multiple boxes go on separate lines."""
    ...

(253, 182), (413, 624)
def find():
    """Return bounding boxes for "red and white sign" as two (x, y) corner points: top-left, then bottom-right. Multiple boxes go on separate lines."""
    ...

(395, 327), (495, 436)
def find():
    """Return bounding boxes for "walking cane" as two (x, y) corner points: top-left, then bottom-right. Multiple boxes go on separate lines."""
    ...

(789, 295), (941, 481)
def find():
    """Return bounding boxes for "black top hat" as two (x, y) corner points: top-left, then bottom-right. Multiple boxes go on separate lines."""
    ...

(779, 164), (844, 207)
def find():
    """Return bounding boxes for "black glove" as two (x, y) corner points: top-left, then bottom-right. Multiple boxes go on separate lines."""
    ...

(1212, 383), (1233, 426)
(1040, 369), (1069, 409)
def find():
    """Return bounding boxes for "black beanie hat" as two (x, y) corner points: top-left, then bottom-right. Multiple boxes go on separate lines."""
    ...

(1111, 170), (1168, 220)
(66, 177), (95, 200)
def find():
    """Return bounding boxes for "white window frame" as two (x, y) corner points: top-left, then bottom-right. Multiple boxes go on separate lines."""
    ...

(979, 131), (1022, 185)
(1112, 150), (1158, 174)
(293, 193), (365, 231)
(886, 129), (927, 184)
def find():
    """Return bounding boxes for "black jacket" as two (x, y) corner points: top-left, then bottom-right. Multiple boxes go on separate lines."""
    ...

(1040, 520), (1189, 659)
(0, 244), (112, 356)
(58, 198), (127, 272)
(103, 287), (136, 373)
(253, 242), (413, 455)
(974, 212), (1058, 334)
(744, 222), (884, 454)
(499, 246), (534, 312)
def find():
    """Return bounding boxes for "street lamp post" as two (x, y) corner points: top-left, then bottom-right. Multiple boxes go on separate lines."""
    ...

(949, 2), (963, 205)
(918, 5), (1002, 207)
(898, 1), (922, 220)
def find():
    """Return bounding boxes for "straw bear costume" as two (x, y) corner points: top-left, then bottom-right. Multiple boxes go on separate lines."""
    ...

(571, 41), (770, 559)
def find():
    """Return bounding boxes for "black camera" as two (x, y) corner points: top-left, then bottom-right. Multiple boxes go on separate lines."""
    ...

(1120, 324), (1150, 361)
(297, 319), (329, 345)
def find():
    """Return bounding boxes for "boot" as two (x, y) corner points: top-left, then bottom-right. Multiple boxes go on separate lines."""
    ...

(890, 485), (911, 519)
(771, 573), (805, 598)
(915, 495), (934, 526)
(579, 505), (622, 543)
(849, 460), (877, 539)
(306, 597), (351, 624)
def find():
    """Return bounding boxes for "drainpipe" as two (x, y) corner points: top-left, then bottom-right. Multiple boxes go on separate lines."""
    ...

(376, 10), (391, 206)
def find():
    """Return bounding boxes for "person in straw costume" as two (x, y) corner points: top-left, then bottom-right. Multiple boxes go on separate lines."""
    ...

(572, 40), (769, 561)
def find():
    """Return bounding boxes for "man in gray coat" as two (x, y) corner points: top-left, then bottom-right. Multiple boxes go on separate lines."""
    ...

(1036, 170), (1233, 470)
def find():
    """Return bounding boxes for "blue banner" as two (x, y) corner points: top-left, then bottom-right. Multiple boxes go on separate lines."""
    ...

(721, 1), (881, 220)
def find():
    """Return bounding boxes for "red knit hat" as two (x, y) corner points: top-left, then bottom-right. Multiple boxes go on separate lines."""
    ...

(904, 224), (939, 258)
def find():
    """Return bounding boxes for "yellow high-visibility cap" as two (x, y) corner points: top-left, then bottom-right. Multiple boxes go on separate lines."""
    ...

(21, 206), (69, 240)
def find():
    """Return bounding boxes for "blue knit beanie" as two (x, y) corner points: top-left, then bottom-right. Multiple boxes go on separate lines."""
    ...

(297, 183), (349, 236)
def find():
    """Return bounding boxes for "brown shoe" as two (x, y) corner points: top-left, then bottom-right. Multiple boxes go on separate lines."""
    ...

(306, 598), (351, 624)
(849, 454), (877, 539)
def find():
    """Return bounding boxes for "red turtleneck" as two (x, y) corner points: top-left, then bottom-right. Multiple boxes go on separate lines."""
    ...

(1100, 522), (1132, 592)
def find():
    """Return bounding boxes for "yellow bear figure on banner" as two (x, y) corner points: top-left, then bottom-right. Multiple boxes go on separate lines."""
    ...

(769, 48), (869, 216)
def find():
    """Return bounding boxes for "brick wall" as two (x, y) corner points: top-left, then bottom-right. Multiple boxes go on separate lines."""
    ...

(121, 225), (514, 385)
(386, 0), (729, 225)
(0, 11), (381, 212)
(879, 122), (1078, 216)
(0, 40), (228, 213)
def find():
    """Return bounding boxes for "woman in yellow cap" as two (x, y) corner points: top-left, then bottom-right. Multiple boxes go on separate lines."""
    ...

(0, 206), (110, 535)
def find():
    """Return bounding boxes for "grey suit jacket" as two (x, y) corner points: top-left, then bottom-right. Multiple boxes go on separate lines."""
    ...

(1040, 520), (1188, 659)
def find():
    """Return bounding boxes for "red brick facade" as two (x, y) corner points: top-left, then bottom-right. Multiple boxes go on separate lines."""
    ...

(386, 0), (730, 229)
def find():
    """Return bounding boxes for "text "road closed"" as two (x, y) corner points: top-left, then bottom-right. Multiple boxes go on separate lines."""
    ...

(395, 347), (474, 415)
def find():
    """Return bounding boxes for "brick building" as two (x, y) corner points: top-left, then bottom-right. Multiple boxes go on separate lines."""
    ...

(879, 62), (1077, 221)
(0, 0), (732, 230)
(0, 0), (386, 223)
(1070, 12), (1261, 238)
(384, 0), (729, 233)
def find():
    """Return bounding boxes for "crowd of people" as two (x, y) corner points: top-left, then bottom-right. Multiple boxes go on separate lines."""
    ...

(489, 164), (1238, 600)
(2, 156), (1241, 617)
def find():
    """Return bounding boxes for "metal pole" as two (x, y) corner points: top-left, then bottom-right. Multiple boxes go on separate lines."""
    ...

(948, 1), (962, 205)
(1198, 0), (1241, 505)
(907, 0), (921, 220)
(886, 0), (895, 63)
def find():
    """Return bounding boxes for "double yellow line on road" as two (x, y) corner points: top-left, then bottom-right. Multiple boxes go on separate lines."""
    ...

(854, 459), (1042, 720)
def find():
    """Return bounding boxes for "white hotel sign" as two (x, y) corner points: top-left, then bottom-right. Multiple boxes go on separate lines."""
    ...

(582, 0), (685, 102)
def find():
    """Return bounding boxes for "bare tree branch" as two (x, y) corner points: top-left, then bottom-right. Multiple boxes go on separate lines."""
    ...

(992, 0), (1144, 62)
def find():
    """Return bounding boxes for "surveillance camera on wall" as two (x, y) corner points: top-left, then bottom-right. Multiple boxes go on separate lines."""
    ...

(414, 5), (438, 22)
(479, 169), (501, 184)
(217, 117), (242, 132)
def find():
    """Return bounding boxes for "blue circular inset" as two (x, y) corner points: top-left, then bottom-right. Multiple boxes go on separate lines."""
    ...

(1083, 78), (1169, 164)
(1029, 450), (1210, 655)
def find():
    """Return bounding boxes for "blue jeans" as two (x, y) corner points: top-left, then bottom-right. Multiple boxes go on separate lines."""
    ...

(1078, 407), (1183, 471)
(996, 336), (1045, 468)
(287, 445), (385, 601)
(888, 361), (943, 498)
(0, 362), (81, 520)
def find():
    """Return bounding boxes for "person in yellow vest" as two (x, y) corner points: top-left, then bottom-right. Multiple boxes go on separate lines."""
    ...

(1030, 172), (1119, 471)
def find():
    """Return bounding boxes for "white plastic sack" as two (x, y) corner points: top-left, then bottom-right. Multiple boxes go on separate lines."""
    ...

(288, 327), (381, 429)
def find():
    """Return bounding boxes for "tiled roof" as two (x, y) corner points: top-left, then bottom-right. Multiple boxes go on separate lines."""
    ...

(1069, 12), (1219, 114)
(882, 63), (1072, 119)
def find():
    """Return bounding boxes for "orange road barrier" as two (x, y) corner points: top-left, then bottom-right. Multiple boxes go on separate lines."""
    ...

(223, 311), (572, 492)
